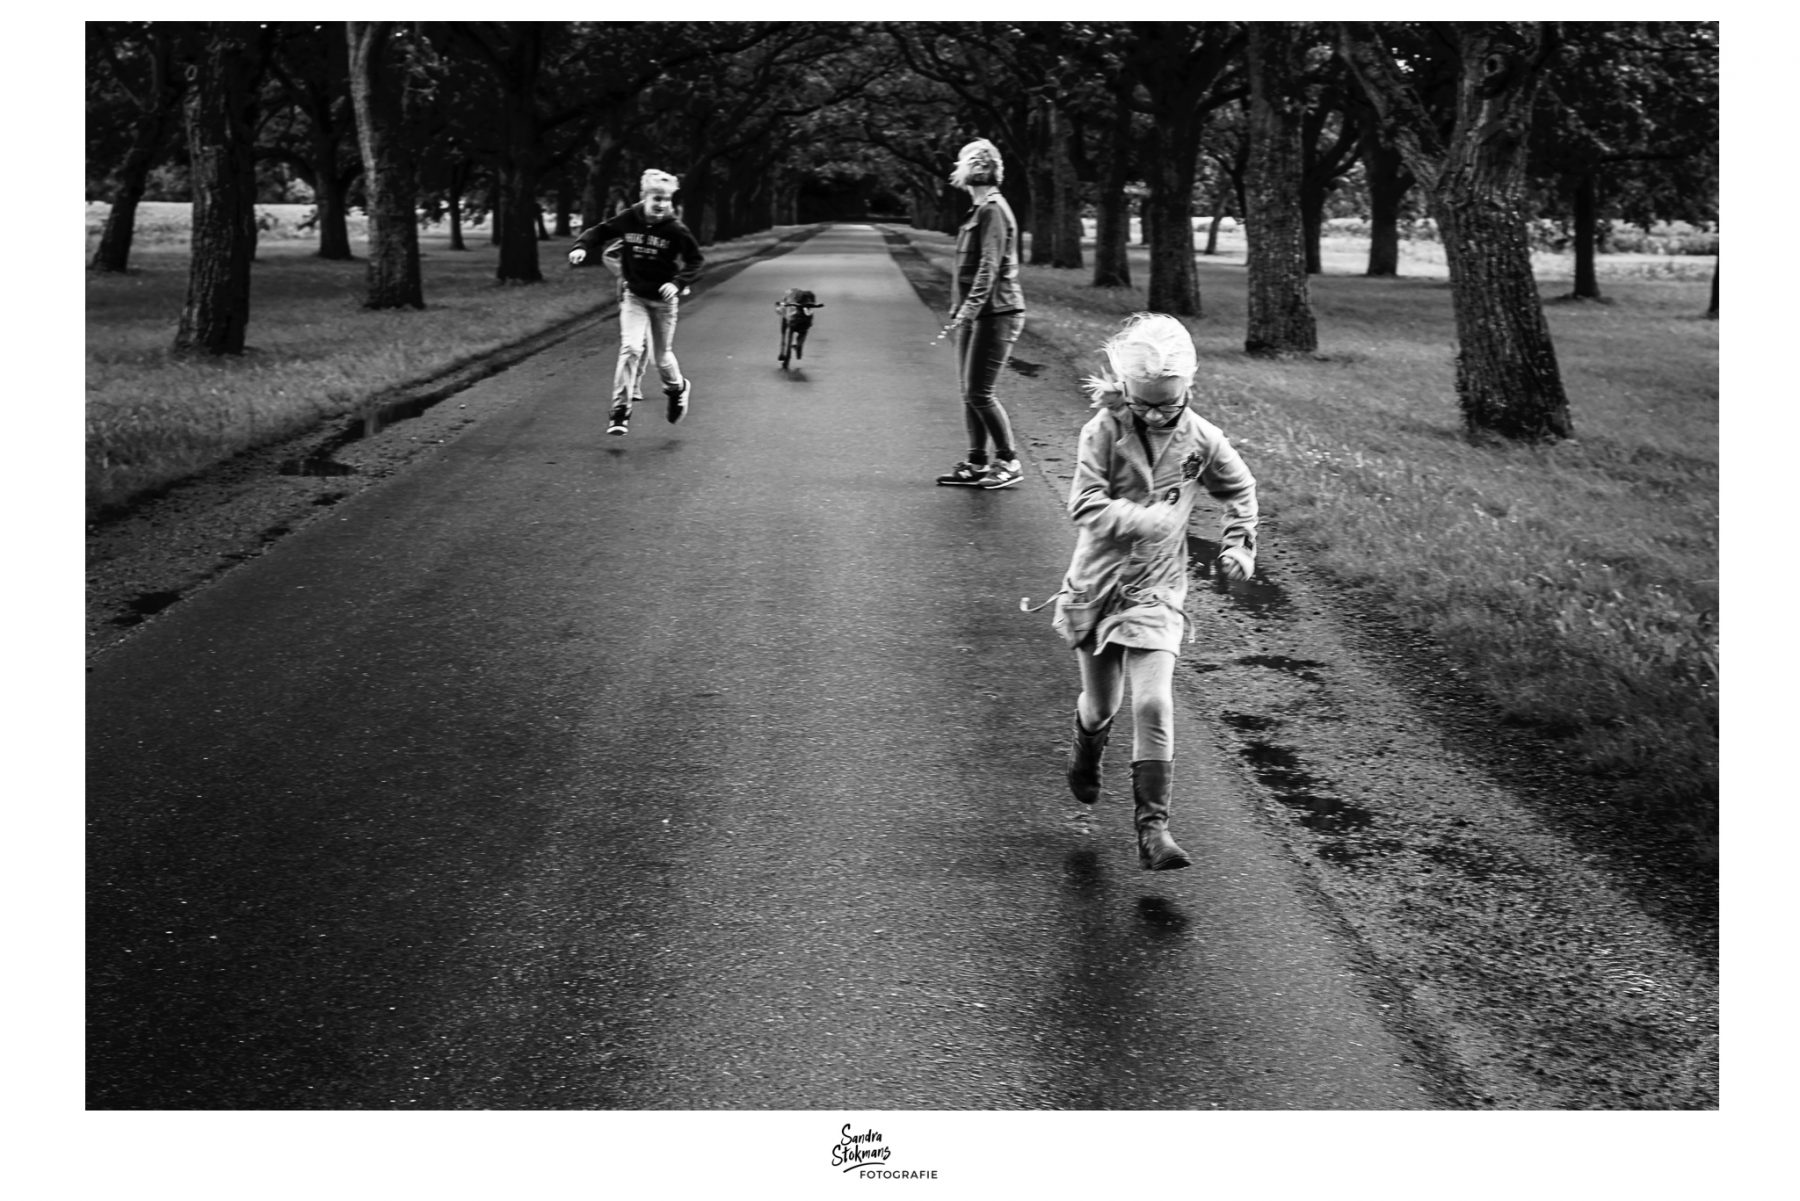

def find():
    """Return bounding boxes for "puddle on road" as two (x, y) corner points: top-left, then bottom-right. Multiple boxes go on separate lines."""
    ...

(357, 394), (438, 438)
(110, 590), (182, 627)
(1417, 841), (1504, 882)
(278, 456), (356, 477)
(1239, 738), (1373, 833)
(276, 394), (448, 479)
(1220, 711), (1278, 734)
(1135, 896), (1189, 937)
(1236, 654), (1328, 682)
(1062, 846), (1102, 893)
(1188, 535), (1289, 615)
(1318, 837), (1405, 865)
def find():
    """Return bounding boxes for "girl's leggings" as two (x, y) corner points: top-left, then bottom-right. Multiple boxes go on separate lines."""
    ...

(1076, 643), (1176, 761)
(956, 310), (1024, 461)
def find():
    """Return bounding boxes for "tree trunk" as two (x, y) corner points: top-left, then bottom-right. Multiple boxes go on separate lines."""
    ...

(1091, 105), (1133, 288)
(494, 128), (545, 278)
(684, 165), (716, 245)
(91, 29), (186, 274)
(310, 149), (354, 260)
(1300, 185), (1325, 274)
(347, 22), (424, 308)
(1202, 170), (1231, 255)
(1568, 170), (1601, 300)
(1436, 34), (1570, 438)
(1028, 101), (1056, 266)
(1244, 23), (1318, 355)
(579, 132), (622, 229)
(579, 155), (605, 230)
(1341, 21), (1572, 441)
(553, 174), (575, 238)
(173, 24), (266, 355)
(1299, 105), (1325, 275)
(715, 180), (736, 241)
(494, 161), (543, 280)
(1362, 127), (1408, 276)
(1300, 103), (1360, 277)
(746, 170), (774, 234)
(1145, 121), (1202, 316)
(1436, 192), (1570, 438)
(93, 194), (143, 275)
(1050, 103), (1083, 269)
(1705, 258), (1718, 318)
(92, 107), (182, 273)
(447, 160), (468, 251)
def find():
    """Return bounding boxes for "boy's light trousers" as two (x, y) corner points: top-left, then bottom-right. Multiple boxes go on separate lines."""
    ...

(614, 291), (683, 406)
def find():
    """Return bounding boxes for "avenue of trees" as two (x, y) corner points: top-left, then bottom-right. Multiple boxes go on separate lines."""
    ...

(87, 20), (1717, 444)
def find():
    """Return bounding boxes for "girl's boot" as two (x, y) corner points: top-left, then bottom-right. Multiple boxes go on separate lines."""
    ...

(1131, 759), (1193, 871)
(1067, 711), (1111, 804)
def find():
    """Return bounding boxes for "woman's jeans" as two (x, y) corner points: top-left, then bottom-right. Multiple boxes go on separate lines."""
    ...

(1076, 644), (1177, 761)
(614, 291), (683, 408)
(956, 310), (1024, 462)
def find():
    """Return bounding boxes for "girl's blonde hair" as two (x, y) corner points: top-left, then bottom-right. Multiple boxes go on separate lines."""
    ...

(1081, 313), (1198, 408)
(950, 139), (1004, 188)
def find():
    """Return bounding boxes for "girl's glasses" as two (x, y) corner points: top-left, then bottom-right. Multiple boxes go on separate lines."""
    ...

(1119, 378), (1189, 413)
(1126, 397), (1186, 413)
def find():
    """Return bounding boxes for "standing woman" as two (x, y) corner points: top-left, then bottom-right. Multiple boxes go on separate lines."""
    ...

(935, 139), (1028, 490)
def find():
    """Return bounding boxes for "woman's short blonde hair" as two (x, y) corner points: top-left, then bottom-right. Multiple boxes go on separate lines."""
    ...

(950, 139), (1004, 188)
(1082, 313), (1198, 408)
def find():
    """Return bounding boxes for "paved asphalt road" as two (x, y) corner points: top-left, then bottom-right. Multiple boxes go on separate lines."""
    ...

(88, 226), (1439, 1110)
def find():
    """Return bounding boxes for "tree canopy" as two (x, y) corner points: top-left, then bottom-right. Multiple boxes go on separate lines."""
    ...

(88, 20), (1717, 441)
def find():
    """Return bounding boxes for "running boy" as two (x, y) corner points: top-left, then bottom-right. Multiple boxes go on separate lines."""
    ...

(568, 169), (705, 436)
(1053, 313), (1258, 871)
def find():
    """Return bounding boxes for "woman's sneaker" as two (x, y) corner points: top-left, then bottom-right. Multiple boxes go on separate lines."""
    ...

(981, 459), (1023, 489)
(666, 378), (691, 424)
(607, 403), (631, 436)
(935, 460), (991, 487)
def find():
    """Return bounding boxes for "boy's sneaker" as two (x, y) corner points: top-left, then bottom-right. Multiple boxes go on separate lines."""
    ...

(666, 378), (691, 424)
(607, 404), (631, 436)
(935, 460), (991, 487)
(981, 459), (1023, 489)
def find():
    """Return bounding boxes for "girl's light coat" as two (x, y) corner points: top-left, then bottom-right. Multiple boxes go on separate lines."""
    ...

(1055, 404), (1259, 654)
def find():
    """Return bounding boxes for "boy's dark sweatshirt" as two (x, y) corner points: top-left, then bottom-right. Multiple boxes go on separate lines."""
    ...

(570, 204), (705, 299)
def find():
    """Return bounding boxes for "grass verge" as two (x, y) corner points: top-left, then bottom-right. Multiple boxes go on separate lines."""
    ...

(903, 227), (1718, 862)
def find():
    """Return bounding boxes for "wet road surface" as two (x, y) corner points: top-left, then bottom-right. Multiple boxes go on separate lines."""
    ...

(87, 226), (1438, 1109)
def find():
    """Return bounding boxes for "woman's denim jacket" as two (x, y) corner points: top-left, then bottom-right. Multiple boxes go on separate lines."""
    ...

(953, 193), (1025, 320)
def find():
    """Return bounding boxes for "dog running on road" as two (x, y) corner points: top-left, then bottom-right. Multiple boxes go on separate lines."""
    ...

(776, 288), (824, 368)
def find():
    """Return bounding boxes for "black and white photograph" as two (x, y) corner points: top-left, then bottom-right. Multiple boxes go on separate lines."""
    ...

(61, 12), (1769, 1197)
